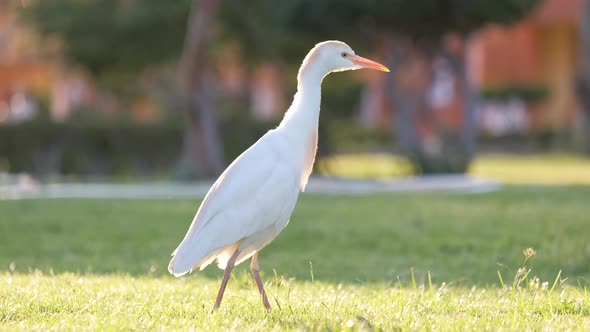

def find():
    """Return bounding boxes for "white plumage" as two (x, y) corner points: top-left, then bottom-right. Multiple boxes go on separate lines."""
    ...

(169, 131), (300, 274)
(168, 40), (389, 310)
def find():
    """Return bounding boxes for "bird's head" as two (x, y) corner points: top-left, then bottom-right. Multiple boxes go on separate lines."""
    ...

(302, 41), (389, 77)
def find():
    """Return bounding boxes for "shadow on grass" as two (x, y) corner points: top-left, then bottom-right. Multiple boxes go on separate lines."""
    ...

(1, 186), (590, 286)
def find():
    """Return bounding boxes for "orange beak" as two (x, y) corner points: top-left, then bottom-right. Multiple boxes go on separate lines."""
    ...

(349, 55), (390, 72)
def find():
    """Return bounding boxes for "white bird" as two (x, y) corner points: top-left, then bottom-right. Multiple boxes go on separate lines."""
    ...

(168, 40), (389, 311)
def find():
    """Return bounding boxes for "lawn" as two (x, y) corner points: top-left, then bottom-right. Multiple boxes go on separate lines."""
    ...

(1, 186), (590, 330)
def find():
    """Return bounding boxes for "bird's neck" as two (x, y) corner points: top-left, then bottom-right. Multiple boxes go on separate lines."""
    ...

(278, 64), (325, 136)
(277, 64), (325, 190)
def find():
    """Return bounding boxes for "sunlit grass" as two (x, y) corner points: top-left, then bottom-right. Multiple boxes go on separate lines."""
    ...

(470, 154), (590, 185)
(317, 153), (414, 179)
(2, 272), (589, 331)
(318, 153), (590, 185)
(1, 187), (590, 330)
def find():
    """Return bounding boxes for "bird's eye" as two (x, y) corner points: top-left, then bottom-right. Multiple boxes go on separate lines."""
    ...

(341, 52), (347, 57)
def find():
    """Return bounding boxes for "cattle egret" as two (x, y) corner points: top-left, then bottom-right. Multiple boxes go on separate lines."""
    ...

(168, 41), (389, 311)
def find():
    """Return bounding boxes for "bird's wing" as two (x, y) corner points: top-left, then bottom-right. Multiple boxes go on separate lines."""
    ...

(168, 132), (299, 275)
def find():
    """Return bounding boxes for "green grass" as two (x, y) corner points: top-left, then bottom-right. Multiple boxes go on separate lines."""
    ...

(318, 153), (590, 185)
(2, 187), (590, 330)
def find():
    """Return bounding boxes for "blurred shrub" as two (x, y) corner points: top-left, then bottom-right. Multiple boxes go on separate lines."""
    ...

(480, 84), (549, 102)
(0, 120), (182, 179)
(0, 108), (393, 179)
(0, 102), (263, 178)
(2, 92), (564, 179)
(321, 119), (392, 153)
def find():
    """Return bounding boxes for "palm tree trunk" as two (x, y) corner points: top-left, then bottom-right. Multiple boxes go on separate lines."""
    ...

(386, 41), (422, 161)
(176, 0), (225, 179)
(443, 37), (478, 163)
(387, 37), (475, 174)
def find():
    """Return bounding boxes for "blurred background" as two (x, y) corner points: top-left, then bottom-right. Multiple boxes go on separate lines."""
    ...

(1, 0), (589, 190)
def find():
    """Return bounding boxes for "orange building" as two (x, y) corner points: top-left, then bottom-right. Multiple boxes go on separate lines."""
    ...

(469, 0), (582, 131)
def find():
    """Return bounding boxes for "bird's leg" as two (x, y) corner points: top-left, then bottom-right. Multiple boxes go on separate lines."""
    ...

(212, 249), (241, 311)
(250, 252), (271, 311)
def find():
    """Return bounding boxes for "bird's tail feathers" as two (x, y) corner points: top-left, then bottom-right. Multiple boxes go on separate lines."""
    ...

(168, 241), (200, 277)
(168, 253), (191, 277)
(168, 241), (239, 277)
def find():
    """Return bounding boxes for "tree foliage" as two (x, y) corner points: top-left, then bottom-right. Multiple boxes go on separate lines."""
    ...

(23, 0), (540, 88)
(221, 0), (540, 61)
(22, 0), (191, 85)
(286, 0), (538, 36)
